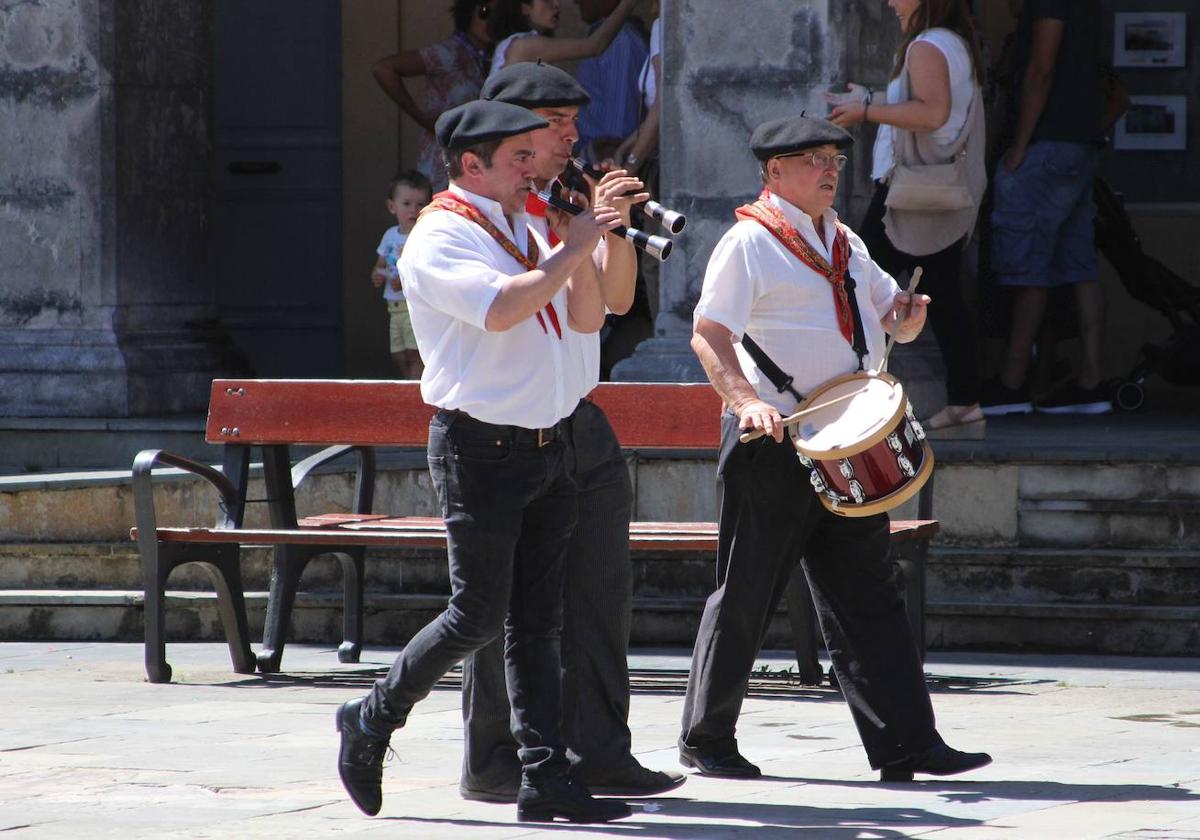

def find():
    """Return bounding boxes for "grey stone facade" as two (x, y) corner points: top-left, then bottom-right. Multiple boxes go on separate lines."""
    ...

(0, 0), (239, 418)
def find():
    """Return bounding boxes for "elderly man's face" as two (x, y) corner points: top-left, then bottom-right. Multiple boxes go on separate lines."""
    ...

(767, 143), (843, 217)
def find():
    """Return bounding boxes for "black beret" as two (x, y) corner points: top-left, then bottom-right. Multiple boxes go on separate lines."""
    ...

(749, 114), (854, 161)
(481, 60), (591, 109)
(435, 100), (549, 152)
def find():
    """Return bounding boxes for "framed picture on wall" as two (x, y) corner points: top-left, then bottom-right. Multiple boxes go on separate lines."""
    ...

(1114, 12), (1186, 67)
(1114, 95), (1188, 150)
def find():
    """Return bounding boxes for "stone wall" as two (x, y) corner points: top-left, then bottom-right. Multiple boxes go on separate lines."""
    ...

(0, 0), (239, 418)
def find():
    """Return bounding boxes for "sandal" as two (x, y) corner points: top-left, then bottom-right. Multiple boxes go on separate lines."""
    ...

(922, 404), (986, 440)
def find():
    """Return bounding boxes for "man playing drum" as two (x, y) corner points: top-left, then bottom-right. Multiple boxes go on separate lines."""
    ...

(680, 113), (992, 782)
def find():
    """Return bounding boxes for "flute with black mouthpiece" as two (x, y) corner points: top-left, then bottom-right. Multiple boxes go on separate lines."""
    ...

(569, 158), (687, 235)
(535, 186), (673, 262)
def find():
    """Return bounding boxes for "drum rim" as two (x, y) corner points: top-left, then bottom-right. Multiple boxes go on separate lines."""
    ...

(792, 370), (909, 460)
(818, 442), (935, 517)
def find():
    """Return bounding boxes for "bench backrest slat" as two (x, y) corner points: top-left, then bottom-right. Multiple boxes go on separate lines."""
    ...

(207, 380), (724, 449)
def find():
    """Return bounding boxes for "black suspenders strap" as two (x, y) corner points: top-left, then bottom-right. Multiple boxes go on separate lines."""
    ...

(740, 334), (805, 404)
(841, 270), (868, 372)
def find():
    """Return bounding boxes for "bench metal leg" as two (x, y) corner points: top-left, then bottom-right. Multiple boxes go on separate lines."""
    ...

(257, 544), (308, 673)
(258, 544), (366, 673)
(336, 549), (365, 664)
(891, 540), (928, 661)
(141, 542), (254, 683)
(143, 541), (174, 684)
(202, 548), (256, 675)
(785, 565), (824, 686)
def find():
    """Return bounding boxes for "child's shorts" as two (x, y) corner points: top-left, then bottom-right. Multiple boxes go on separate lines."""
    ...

(388, 300), (418, 353)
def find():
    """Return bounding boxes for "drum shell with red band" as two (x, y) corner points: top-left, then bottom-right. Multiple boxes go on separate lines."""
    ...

(787, 371), (933, 517)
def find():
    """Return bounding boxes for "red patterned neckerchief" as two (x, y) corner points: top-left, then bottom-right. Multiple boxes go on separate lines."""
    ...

(734, 190), (855, 346)
(422, 190), (562, 339)
(525, 192), (561, 247)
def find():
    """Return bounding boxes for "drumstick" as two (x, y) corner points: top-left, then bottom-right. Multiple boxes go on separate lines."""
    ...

(738, 386), (870, 443)
(876, 266), (923, 372)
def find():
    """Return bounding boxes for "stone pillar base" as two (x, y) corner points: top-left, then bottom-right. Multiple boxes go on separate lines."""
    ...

(0, 326), (246, 418)
(610, 336), (706, 383)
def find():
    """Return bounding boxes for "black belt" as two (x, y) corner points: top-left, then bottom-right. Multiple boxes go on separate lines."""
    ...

(438, 409), (565, 448)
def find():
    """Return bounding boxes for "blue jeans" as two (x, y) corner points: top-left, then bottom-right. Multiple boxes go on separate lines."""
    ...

(991, 141), (1099, 288)
(361, 409), (578, 782)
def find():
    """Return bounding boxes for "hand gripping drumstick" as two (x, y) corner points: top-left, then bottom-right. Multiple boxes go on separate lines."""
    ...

(738, 266), (923, 445)
(738, 389), (869, 443)
(876, 266), (923, 373)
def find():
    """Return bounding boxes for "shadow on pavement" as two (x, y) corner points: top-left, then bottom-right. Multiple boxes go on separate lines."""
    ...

(379, 799), (983, 838)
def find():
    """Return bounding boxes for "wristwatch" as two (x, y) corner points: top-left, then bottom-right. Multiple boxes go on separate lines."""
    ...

(625, 154), (639, 167)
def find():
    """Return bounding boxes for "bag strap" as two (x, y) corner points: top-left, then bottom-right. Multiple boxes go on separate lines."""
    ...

(892, 33), (981, 167)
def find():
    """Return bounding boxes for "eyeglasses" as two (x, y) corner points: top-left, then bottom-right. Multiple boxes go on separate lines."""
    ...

(774, 151), (849, 171)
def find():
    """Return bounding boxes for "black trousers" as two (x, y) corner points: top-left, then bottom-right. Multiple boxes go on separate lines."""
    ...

(362, 409), (578, 782)
(680, 412), (939, 770)
(859, 183), (981, 406)
(460, 400), (637, 789)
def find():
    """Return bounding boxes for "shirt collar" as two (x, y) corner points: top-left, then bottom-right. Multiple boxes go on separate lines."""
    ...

(767, 191), (839, 254)
(449, 182), (528, 242)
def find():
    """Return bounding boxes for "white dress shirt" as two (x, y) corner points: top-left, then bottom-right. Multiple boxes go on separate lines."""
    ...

(694, 191), (901, 415)
(526, 213), (602, 403)
(399, 183), (576, 428)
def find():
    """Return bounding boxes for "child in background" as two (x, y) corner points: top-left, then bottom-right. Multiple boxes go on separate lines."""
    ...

(371, 171), (432, 378)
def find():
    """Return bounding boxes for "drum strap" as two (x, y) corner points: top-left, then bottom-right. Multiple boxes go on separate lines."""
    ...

(841, 271), (869, 372)
(740, 335), (805, 403)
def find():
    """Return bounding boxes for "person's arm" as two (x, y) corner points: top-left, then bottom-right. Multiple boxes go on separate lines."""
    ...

(370, 255), (389, 288)
(829, 41), (952, 133)
(1003, 16), (1064, 170)
(613, 53), (662, 166)
(505, 0), (638, 65)
(485, 206), (622, 332)
(691, 317), (783, 442)
(371, 50), (436, 133)
(1102, 67), (1130, 132)
(590, 170), (648, 315)
(564, 243), (607, 333)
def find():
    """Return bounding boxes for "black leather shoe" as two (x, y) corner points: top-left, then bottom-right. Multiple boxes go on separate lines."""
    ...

(516, 775), (633, 823)
(880, 742), (992, 782)
(335, 698), (390, 815)
(459, 779), (520, 804)
(678, 742), (762, 779)
(584, 762), (687, 796)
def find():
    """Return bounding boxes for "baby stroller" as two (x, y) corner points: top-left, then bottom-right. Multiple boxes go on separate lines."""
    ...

(1094, 177), (1200, 411)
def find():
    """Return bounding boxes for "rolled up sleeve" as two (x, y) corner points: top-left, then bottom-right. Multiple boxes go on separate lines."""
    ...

(694, 226), (759, 339)
(400, 218), (506, 331)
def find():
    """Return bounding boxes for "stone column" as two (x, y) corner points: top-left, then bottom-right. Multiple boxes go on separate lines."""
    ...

(0, 0), (241, 418)
(612, 0), (947, 413)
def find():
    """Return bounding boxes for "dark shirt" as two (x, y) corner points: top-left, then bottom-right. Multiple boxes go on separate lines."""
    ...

(1010, 0), (1104, 145)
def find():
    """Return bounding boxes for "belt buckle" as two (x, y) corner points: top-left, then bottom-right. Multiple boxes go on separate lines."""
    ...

(538, 427), (551, 447)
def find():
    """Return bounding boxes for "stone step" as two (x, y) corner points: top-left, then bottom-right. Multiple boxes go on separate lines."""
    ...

(2, 590), (1196, 656)
(928, 601), (1200, 656)
(0, 542), (719, 596)
(928, 547), (1200, 606)
(7, 543), (1198, 611)
(1016, 498), (1200, 549)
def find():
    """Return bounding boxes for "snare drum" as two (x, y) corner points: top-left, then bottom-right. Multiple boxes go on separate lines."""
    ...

(788, 371), (933, 517)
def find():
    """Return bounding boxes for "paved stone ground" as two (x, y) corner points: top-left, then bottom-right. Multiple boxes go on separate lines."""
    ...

(2, 642), (1198, 838)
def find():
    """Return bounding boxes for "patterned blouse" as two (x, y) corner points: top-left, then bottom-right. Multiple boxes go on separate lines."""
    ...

(417, 32), (490, 190)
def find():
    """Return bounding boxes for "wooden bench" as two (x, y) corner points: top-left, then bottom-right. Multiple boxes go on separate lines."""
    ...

(131, 379), (937, 684)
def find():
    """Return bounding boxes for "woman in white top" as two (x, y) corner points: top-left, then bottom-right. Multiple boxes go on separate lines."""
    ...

(829, 0), (987, 438)
(487, 0), (639, 78)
